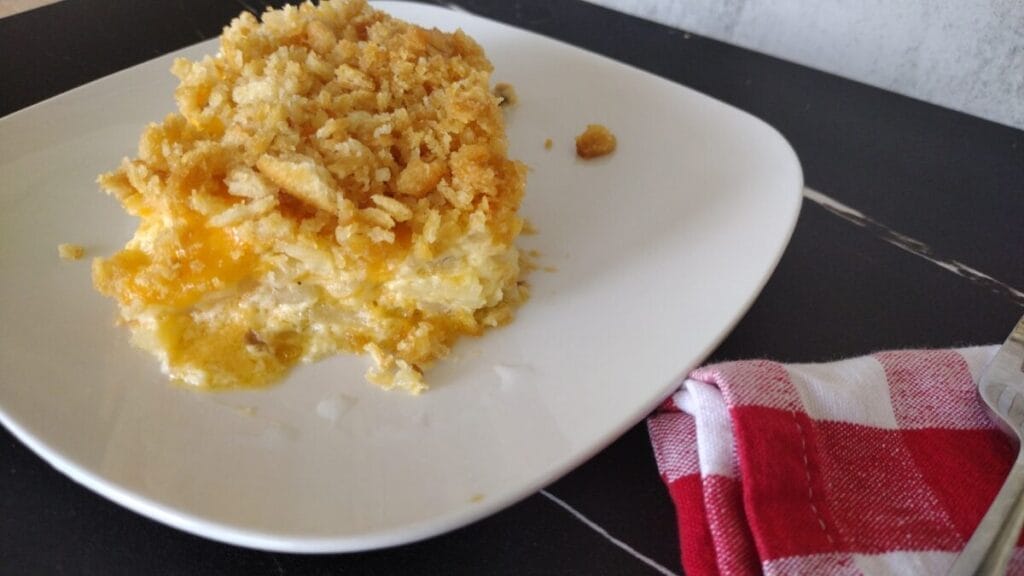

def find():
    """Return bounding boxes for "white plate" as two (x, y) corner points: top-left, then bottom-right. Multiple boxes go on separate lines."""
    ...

(0, 2), (801, 552)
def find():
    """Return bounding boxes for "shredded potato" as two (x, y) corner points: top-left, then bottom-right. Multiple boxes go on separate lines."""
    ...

(93, 0), (527, 393)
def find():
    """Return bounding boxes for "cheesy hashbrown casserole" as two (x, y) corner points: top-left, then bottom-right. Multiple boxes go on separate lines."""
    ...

(93, 0), (528, 393)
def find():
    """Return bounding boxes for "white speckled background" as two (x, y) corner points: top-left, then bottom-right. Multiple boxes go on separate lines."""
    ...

(583, 0), (1024, 129)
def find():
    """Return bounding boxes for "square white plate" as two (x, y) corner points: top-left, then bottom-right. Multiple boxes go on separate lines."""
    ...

(0, 1), (801, 552)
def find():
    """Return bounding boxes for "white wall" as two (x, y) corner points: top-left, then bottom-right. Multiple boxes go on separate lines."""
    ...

(585, 0), (1024, 129)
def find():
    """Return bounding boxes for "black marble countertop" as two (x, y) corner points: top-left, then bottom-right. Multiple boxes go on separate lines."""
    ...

(2, 0), (1022, 574)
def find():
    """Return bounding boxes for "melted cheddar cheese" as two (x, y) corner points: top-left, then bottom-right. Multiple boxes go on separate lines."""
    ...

(93, 0), (527, 393)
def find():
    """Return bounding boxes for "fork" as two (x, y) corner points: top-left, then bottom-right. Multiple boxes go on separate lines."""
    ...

(949, 314), (1024, 575)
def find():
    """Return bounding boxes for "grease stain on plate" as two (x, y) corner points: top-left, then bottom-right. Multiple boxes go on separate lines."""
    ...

(315, 394), (359, 423)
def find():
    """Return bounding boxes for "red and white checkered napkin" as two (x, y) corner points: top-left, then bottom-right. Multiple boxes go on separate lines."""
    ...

(647, 346), (1024, 575)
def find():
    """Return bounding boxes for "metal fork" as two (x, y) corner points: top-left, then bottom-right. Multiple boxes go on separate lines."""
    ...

(949, 314), (1024, 575)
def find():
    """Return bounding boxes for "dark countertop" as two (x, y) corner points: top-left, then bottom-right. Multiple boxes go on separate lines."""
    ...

(2, 0), (1021, 574)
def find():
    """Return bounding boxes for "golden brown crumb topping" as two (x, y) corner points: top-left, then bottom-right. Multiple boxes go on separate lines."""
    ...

(92, 0), (527, 393)
(575, 124), (616, 159)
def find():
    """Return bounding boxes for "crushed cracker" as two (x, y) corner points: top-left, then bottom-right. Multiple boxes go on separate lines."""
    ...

(58, 243), (85, 260)
(575, 124), (617, 159)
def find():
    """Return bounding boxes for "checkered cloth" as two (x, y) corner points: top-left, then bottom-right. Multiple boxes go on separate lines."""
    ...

(648, 347), (1024, 575)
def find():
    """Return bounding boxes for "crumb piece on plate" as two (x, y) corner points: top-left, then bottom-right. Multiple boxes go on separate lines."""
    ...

(575, 124), (617, 159)
(493, 82), (517, 107)
(92, 0), (527, 393)
(544, 138), (553, 150)
(58, 243), (85, 260)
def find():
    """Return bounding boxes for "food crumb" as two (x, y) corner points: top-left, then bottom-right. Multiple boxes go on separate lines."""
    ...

(544, 138), (553, 150)
(58, 243), (85, 260)
(575, 124), (617, 159)
(521, 220), (538, 236)
(493, 82), (517, 107)
(470, 493), (485, 503)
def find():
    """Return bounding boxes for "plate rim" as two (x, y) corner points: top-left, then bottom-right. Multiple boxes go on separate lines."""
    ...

(0, 1), (804, 552)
